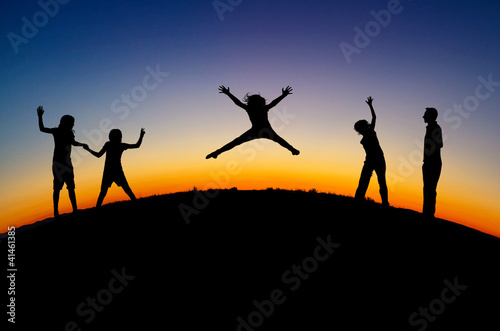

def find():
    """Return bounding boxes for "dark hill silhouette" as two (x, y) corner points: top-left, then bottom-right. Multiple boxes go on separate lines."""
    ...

(3, 189), (500, 330)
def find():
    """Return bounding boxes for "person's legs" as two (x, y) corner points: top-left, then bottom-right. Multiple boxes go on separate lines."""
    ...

(65, 172), (77, 212)
(355, 161), (374, 201)
(374, 159), (389, 206)
(53, 189), (60, 217)
(122, 182), (136, 201)
(422, 163), (442, 217)
(97, 185), (108, 207)
(68, 188), (78, 212)
(262, 127), (300, 155)
(52, 162), (65, 217)
(206, 129), (257, 159)
(422, 164), (434, 216)
(115, 171), (136, 201)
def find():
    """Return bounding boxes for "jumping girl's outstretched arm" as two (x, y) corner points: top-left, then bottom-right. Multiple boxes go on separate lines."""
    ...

(219, 85), (246, 109)
(365, 96), (376, 131)
(267, 86), (293, 109)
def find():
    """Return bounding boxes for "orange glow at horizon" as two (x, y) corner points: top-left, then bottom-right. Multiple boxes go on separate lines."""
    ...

(2, 137), (499, 239)
(4, 164), (499, 240)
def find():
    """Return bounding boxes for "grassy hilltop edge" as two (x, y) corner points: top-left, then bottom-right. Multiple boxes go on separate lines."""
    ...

(3, 188), (500, 330)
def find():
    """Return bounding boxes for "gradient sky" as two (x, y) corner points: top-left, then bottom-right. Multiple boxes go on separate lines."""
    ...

(1, 0), (500, 237)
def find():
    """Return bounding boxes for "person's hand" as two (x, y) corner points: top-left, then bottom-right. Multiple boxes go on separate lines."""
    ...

(140, 128), (146, 137)
(365, 96), (374, 106)
(37, 105), (44, 116)
(282, 86), (293, 96)
(218, 85), (230, 94)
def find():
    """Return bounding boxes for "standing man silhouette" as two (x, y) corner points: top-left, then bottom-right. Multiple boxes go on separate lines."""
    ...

(422, 107), (443, 217)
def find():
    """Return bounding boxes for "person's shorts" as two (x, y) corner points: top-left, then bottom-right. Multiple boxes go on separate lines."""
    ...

(101, 169), (128, 188)
(52, 161), (75, 190)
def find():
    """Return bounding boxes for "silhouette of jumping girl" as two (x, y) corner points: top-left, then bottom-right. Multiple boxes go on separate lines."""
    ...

(37, 106), (88, 217)
(354, 97), (389, 206)
(84, 128), (145, 207)
(206, 86), (300, 159)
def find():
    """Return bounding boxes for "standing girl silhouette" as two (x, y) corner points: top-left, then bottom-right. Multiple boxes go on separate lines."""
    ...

(84, 128), (145, 207)
(353, 97), (389, 206)
(37, 106), (88, 217)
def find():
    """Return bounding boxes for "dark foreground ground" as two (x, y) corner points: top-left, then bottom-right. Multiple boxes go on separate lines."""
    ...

(2, 189), (500, 330)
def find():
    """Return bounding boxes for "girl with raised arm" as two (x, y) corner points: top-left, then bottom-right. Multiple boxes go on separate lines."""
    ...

(37, 106), (88, 217)
(353, 96), (389, 207)
(84, 128), (145, 207)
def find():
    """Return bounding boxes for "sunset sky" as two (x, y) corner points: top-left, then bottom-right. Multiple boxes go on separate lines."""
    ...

(1, 1), (500, 237)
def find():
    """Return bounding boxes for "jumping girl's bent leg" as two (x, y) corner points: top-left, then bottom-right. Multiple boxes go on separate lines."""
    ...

(255, 127), (299, 155)
(268, 130), (300, 155)
(206, 129), (257, 159)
